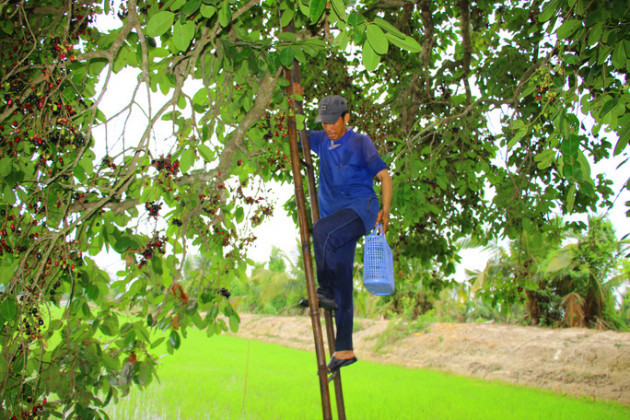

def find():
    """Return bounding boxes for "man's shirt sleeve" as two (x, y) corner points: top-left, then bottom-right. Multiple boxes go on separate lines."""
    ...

(360, 135), (388, 176)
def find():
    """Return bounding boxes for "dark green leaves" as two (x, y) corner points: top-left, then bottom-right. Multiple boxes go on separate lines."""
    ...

(309, 0), (326, 23)
(0, 297), (17, 324)
(279, 46), (295, 68)
(0, 157), (12, 178)
(145, 11), (175, 37)
(561, 134), (580, 157)
(539, 0), (560, 22)
(556, 20), (580, 39)
(169, 330), (181, 349)
(219, 1), (232, 27)
(613, 115), (630, 156)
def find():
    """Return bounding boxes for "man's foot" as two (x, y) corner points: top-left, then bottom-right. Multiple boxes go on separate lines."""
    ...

(316, 293), (338, 311)
(327, 354), (358, 373)
(297, 294), (338, 311)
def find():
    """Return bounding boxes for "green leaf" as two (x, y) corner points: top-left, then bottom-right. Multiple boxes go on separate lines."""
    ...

(613, 115), (630, 156)
(507, 128), (527, 148)
(173, 20), (195, 52)
(0, 355), (7, 378)
(180, 148), (195, 173)
(169, 0), (186, 11)
(331, 0), (346, 20)
(309, 0), (326, 23)
(362, 41), (380, 71)
(145, 11), (175, 37)
(348, 11), (364, 27)
(576, 150), (591, 180)
(0, 19), (14, 35)
(200, 4), (217, 18)
(296, 113), (306, 131)
(136, 361), (153, 385)
(276, 32), (296, 42)
(228, 314), (240, 332)
(101, 353), (120, 371)
(612, 41), (626, 70)
(219, 1), (232, 27)
(235, 206), (244, 223)
(561, 134), (579, 157)
(598, 96), (618, 119)
(267, 51), (281, 73)
(545, 249), (574, 273)
(0, 157), (12, 178)
(193, 87), (209, 106)
(538, 0), (560, 22)
(534, 148), (555, 169)
(366, 23), (388, 55)
(181, 0), (202, 15)
(169, 330), (181, 349)
(0, 297), (17, 322)
(279, 46), (295, 68)
(197, 144), (214, 162)
(280, 8), (294, 27)
(384, 33), (421, 53)
(374, 17), (405, 39)
(556, 19), (580, 39)
(566, 183), (577, 212)
(587, 22), (602, 46)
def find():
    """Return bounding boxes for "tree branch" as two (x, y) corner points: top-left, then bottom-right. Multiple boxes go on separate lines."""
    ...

(459, 0), (473, 103)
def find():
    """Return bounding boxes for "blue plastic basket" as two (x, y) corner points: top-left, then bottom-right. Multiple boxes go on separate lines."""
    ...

(362, 224), (395, 296)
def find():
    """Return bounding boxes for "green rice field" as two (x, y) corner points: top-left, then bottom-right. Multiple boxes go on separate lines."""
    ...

(106, 329), (630, 419)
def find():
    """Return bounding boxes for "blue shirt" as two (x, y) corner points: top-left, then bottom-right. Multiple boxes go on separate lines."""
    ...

(306, 129), (388, 232)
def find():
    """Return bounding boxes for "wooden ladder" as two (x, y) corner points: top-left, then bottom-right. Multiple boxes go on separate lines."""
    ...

(279, 16), (347, 420)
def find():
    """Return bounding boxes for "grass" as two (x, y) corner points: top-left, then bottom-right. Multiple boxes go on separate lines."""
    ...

(106, 329), (630, 420)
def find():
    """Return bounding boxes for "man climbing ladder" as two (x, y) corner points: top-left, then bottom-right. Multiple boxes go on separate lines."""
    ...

(297, 89), (393, 373)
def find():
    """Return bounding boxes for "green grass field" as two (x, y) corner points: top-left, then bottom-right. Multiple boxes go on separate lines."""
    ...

(106, 329), (630, 419)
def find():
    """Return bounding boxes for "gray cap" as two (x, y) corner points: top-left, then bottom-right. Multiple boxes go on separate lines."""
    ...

(315, 95), (348, 124)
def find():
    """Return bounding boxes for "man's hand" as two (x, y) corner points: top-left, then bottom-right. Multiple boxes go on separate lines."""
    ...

(375, 209), (389, 233)
(293, 82), (304, 96)
(375, 169), (392, 233)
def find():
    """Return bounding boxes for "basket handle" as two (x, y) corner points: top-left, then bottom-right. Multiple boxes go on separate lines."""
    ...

(373, 223), (384, 235)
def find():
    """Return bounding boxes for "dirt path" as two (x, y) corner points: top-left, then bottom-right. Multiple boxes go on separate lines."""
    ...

(230, 313), (630, 405)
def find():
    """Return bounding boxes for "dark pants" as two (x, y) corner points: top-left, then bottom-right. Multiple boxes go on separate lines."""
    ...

(312, 208), (366, 351)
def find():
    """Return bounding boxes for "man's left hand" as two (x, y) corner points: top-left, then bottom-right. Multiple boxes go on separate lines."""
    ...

(375, 210), (389, 233)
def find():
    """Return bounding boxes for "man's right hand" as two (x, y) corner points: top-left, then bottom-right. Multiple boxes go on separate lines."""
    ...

(293, 82), (304, 96)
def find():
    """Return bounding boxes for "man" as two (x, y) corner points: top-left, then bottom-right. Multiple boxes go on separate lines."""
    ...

(303, 94), (392, 373)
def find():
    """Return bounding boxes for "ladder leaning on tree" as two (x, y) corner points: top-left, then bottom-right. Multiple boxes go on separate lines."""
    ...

(279, 13), (347, 420)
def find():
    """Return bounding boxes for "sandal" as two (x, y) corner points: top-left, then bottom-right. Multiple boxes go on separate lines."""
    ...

(297, 294), (338, 311)
(327, 356), (358, 373)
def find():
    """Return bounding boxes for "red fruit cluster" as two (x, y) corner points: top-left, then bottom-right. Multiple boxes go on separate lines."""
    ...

(249, 204), (274, 227)
(145, 201), (162, 218)
(257, 112), (291, 174)
(137, 236), (167, 268)
(534, 84), (556, 102)
(10, 396), (48, 419)
(102, 157), (116, 170)
(152, 154), (180, 177)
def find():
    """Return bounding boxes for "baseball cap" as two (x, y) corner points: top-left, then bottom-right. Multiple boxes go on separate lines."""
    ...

(315, 95), (348, 124)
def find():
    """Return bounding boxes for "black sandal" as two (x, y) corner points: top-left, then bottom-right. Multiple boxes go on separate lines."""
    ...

(327, 356), (358, 373)
(297, 294), (338, 311)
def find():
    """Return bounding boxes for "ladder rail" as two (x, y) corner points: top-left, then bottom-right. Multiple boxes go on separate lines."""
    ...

(291, 63), (347, 420)
(279, 11), (347, 420)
